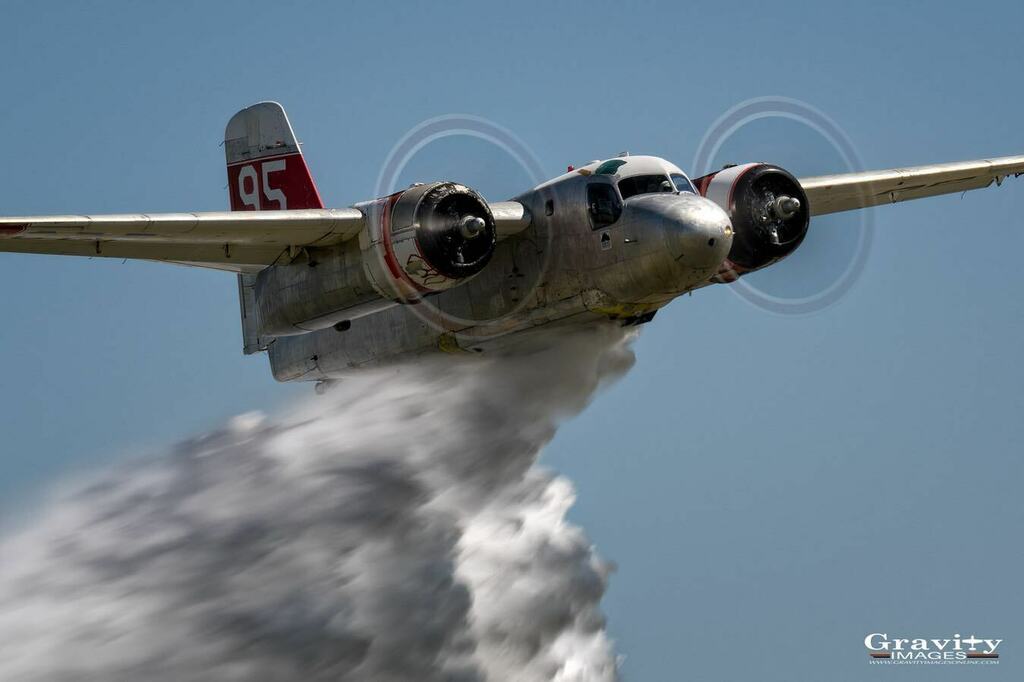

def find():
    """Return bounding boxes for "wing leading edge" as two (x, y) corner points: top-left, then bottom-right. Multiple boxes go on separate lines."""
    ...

(800, 155), (1024, 216)
(0, 209), (364, 273)
(0, 201), (531, 273)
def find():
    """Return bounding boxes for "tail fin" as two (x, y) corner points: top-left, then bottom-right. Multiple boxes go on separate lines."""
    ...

(226, 102), (322, 355)
(224, 101), (324, 211)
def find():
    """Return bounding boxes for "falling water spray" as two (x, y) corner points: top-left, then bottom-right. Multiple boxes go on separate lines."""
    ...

(0, 323), (635, 682)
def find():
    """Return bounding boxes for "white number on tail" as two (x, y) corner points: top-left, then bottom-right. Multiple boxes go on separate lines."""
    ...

(237, 160), (288, 210)
(238, 165), (260, 210)
(261, 160), (287, 210)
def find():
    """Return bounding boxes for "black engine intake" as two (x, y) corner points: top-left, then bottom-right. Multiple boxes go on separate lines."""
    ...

(412, 182), (496, 279)
(361, 181), (497, 303)
(694, 163), (810, 276)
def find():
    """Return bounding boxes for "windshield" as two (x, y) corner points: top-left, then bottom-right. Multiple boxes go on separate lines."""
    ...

(671, 173), (696, 194)
(618, 174), (675, 200)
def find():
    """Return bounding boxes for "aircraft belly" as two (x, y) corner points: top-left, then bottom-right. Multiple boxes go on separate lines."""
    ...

(266, 293), (602, 381)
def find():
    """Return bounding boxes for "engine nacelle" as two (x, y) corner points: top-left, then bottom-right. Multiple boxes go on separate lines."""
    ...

(253, 181), (497, 337)
(360, 182), (497, 302)
(693, 164), (810, 282)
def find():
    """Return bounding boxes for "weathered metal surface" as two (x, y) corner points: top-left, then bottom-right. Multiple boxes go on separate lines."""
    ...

(266, 155), (732, 380)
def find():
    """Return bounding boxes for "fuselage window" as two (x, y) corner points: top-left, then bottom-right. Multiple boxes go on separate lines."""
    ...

(671, 173), (696, 194)
(587, 183), (622, 229)
(618, 174), (675, 200)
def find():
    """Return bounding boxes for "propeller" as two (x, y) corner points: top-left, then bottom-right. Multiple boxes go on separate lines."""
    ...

(692, 98), (873, 315)
(373, 114), (550, 338)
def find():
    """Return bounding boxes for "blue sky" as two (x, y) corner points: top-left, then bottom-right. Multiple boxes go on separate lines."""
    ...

(2, 1), (1022, 679)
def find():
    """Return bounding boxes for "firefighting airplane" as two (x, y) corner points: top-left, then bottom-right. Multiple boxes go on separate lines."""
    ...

(1, 102), (1022, 389)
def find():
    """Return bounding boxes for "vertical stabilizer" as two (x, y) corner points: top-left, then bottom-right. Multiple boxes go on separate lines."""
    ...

(224, 101), (324, 211)
(225, 101), (323, 354)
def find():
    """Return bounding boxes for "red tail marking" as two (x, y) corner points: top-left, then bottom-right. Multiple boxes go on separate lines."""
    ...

(227, 153), (324, 211)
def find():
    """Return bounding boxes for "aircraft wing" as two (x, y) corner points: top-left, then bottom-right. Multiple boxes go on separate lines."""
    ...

(800, 155), (1024, 216)
(0, 201), (531, 273)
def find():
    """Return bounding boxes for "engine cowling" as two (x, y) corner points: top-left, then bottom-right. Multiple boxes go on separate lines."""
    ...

(360, 182), (497, 302)
(693, 163), (809, 282)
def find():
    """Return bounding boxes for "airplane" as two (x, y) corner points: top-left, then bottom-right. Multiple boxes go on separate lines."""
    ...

(1, 102), (1021, 392)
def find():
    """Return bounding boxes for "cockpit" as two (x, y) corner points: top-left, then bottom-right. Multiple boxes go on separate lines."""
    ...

(581, 156), (699, 229)
(618, 173), (695, 200)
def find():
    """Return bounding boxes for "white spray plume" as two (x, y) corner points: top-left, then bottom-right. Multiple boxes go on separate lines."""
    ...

(0, 323), (635, 681)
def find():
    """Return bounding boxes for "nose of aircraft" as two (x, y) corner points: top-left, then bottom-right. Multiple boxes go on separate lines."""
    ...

(630, 193), (733, 271)
(675, 195), (733, 269)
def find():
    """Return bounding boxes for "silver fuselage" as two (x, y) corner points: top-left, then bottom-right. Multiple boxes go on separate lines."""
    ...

(262, 158), (732, 381)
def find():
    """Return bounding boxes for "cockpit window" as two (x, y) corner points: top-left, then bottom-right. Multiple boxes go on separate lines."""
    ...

(618, 174), (675, 200)
(671, 173), (696, 194)
(587, 183), (622, 229)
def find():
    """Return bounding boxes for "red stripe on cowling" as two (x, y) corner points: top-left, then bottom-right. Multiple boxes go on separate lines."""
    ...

(379, 193), (430, 296)
(0, 225), (27, 236)
(693, 172), (717, 196)
(380, 193), (404, 281)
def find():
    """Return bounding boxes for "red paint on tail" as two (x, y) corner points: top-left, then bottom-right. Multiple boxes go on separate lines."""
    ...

(224, 102), (325, 212)
(227, 153), (324, 211)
